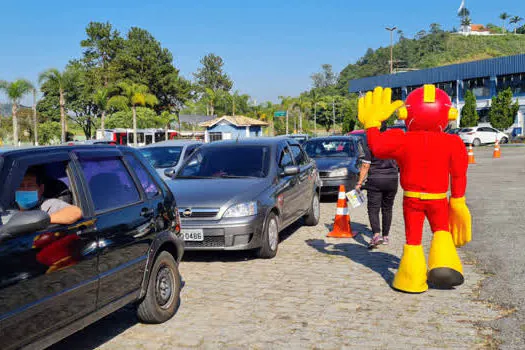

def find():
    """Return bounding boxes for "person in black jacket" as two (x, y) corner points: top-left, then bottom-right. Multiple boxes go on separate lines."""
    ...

(355, 122), (399, 248)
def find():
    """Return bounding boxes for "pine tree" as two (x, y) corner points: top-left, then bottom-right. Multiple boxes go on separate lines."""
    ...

(460, 90), (479, 127)
(489, 88), (520, 130)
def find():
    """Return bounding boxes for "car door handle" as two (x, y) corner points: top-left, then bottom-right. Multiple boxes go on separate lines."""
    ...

(141, 208), (155, 217)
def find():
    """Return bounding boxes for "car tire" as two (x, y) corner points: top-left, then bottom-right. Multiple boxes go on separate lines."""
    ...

(255, 212), (279, 259)
(304, 192), (320, 226)
(472, 138), (481, 147)
(137, 251), (181, 324)
(500, 137), (508, 144)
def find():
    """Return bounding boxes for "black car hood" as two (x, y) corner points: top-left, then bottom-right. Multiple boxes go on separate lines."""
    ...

(167, 178), (271, 208)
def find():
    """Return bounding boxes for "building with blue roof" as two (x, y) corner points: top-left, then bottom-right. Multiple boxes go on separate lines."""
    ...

(348, 54), (525, 136)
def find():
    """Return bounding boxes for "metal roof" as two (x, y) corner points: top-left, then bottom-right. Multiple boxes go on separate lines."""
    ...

(348, 54), (525, 93)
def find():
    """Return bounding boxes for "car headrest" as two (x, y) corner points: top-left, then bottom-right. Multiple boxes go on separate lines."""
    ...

(43, 178), (73, 204)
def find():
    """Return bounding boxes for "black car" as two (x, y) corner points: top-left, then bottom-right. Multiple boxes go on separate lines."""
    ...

(0, 145), (183, 350)
(303, 136), (364, 195)
(169, 137), (321, 258)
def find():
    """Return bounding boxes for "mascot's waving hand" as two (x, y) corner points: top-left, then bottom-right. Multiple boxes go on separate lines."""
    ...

(358, 85), (472, 293)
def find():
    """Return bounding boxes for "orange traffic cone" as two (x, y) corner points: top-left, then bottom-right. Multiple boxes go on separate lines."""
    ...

(467, 144), (476, 164)
(327, 185), (354, 238)
(493, 139), (501, 158)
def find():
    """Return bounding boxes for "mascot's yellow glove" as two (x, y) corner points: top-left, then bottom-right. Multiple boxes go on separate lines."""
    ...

(358, 86), (405, 129)
(449, 197), (472, 247)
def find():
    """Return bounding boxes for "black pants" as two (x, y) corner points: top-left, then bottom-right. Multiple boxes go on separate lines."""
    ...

(365, 177), (398, 236)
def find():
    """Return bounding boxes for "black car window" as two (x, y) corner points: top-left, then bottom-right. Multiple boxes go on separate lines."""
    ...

(303, 140), (356, 158)
(184, 145), (198, 159)
(289, 145), (308, 166)
(279, 147), (294, 168)
(124, 154), (160, 199)
(80, 158), (141, 212)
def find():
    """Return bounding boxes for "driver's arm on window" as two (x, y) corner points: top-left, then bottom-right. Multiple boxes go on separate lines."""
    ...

(41, 199), (82, 225)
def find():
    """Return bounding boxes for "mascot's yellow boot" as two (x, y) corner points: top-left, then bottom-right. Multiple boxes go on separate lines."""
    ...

(428, 230), (464, 288)
(392, 244), (428, 293)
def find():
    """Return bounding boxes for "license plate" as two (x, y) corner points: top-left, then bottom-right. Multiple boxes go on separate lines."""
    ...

(181, 229), (204, 241)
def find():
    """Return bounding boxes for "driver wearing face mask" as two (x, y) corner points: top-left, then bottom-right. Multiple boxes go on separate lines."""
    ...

(15, 167), (82, 225)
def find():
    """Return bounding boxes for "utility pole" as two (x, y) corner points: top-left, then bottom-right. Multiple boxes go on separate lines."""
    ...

(314, 102), (317, 137)
(386, 26), (397, 74)
(332, 98), (336, 134)
(286, 110), (289, 135)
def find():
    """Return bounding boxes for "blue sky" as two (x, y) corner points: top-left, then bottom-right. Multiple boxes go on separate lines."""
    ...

(1, 0), (524, 105)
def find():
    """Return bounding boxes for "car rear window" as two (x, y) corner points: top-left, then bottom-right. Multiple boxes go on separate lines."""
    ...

(303, 140), (356, 158)
(178, 146), (270, 178)
(139, 147), (183, 168)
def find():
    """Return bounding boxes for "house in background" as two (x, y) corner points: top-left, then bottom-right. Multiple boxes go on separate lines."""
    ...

(199, 115), (268, 142)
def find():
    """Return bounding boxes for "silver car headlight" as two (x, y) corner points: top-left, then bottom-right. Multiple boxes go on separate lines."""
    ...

(223, 201), (258, 218)
(328, 168), (348, 177)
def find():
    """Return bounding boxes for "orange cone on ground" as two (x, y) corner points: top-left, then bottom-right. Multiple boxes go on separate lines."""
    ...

(467, 144), (476, 164)
(493, 139), (501, 158)
(327, 185), (354, 238)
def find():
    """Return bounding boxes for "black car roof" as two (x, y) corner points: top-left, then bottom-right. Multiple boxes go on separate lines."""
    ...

(0, 144), (132, 157)
(306, 136), (359, 142)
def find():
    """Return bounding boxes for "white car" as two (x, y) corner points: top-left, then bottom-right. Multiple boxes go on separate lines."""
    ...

(458, 126), (509, 146)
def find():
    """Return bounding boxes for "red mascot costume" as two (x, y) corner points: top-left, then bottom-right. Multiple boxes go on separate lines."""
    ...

(358, 85), (472, 293)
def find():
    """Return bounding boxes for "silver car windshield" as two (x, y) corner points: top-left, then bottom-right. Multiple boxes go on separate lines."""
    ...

(178, 146), (270, 178)
(139, 147), (183, 168)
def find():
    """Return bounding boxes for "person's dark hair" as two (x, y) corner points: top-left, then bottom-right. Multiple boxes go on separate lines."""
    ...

(24, 166), (46, 186)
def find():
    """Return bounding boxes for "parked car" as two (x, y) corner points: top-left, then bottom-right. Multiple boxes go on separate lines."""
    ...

(458, 126), (509, 146)
(140, 140), (203, 180)
(302, 136), (363, 195)
(446, 128), (461, 135)
(168, 137), (320, 258)
(0, 145), (183, 349)
(347, 130), (366, 144)
(285, 134), (310, 144)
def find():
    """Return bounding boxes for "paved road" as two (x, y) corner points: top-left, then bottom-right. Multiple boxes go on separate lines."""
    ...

(49, 186), (500, 349)
(464, 146), (525, 349)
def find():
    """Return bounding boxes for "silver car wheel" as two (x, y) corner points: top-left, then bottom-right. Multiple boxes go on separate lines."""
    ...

(268, 218), (278, 251)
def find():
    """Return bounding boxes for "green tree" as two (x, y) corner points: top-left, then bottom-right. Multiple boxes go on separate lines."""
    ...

(193, 53), (233, 92)
(460, 90), (479, 127)
(39, 67), (80, 142)
(81, 21), (124, 87)
(510, 16), (523, 34)
(0, 79), (34, 145)
(106, 107), (166, 129)
(500, 12), (510, 33)
(38, 121), (61, 145)
(108, 82), (158, 146)
(489, 88), (520, 130)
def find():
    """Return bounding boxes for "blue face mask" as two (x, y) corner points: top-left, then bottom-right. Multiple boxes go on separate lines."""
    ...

(15, 191), (40, 210)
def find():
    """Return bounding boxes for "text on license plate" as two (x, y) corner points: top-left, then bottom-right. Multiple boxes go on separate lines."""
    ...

(182, 229), (204, 241)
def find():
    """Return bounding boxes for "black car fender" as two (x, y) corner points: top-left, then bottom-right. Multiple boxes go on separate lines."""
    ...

(138, 230), (184, 300)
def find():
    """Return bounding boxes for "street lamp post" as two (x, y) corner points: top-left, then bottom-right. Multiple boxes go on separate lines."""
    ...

(385, 26), (397, 74)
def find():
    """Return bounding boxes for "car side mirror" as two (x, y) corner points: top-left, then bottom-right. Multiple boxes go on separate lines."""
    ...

(281, 166), (300, 176)
(164, 168), (176, 178)
(0, 210), (51, 242)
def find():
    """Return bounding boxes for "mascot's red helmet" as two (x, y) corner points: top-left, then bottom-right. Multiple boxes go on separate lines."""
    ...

(398, 84), (458, 132)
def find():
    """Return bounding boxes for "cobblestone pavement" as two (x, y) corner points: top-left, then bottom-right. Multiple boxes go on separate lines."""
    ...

(51, 192), (501, 350)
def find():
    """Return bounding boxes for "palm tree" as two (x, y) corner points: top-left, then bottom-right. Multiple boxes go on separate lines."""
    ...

(278, 96), (293, 135)
(292, 96), (311, 133)
(510, 16), (523, 34)
(32, 88), (38, 145)
(500, 12), (510, 33)
(108, 82), (158, 147)
(0, 79), (34, 145)
(461, 16), (472, 27)
(93, 87), (110, 132)
(38, 68), (79, 143)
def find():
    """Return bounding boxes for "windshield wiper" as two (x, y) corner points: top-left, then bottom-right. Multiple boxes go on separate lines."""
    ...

(176, 175), (215, 179)
(216, 174), (258, 179)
